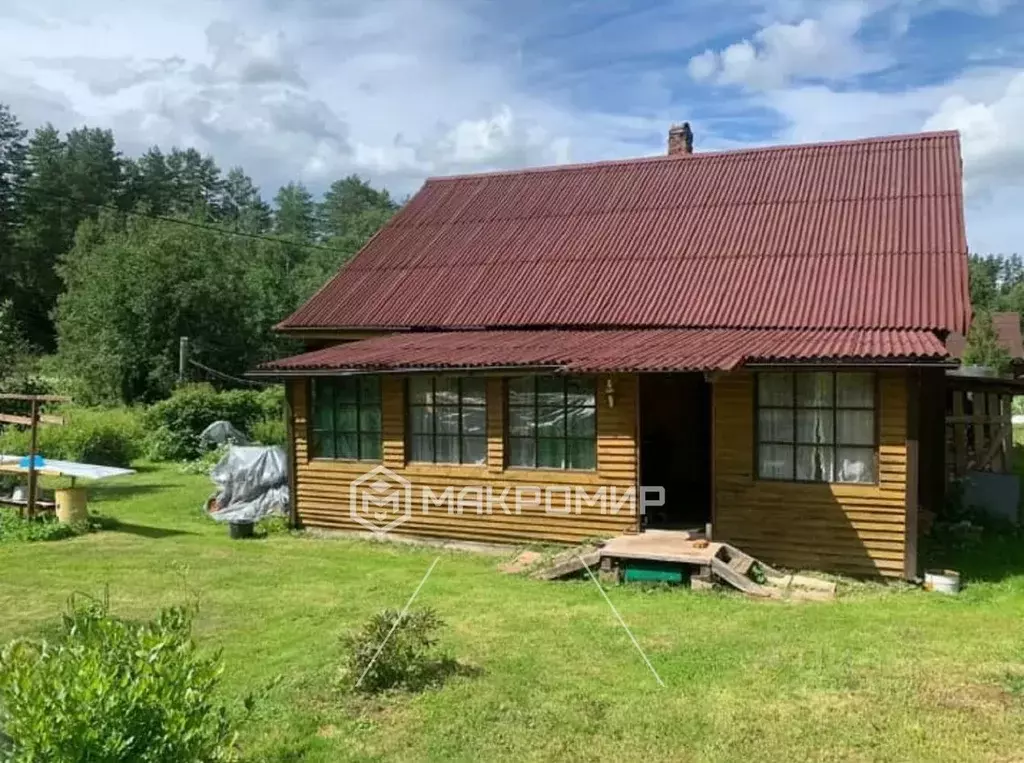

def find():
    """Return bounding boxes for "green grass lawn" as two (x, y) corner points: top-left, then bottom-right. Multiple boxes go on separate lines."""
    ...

(3, 465), (1024, 762)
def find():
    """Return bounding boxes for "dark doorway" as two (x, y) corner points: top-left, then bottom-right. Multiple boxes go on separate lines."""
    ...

(638, 373), (712, 529)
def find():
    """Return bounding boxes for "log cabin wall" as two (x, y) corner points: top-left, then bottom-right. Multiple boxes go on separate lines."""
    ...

(287, 374), (639, 544)
(712, 369), (910, 577)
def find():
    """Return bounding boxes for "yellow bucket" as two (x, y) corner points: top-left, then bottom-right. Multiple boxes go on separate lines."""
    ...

(56, 487), (89, 524)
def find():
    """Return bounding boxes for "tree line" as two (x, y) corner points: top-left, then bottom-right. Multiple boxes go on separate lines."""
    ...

(0, 103), (399, 403)
(964, 255), (1024, 371)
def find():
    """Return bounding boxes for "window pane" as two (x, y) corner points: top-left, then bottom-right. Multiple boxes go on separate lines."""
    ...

(796, 372), (833, 407)
(312, 430), (334, 458)
(507, 377), (535, 406)
(462, 406), (486, 436)
(335, 378), (358, 404)
(409, 406), (433, 434)
(537, 438), (566, 469)
(837, 447), (875, 483)
(508, 407), (535, 436)
(758, 373), (793, 406)
(409, 377), (433, 405)
(837, 372), (873, 407)
(335, 404), (358, 432)
(796, 409), (834, 444)
(566, 406), (596, 437)
(567, 439), (596, 470)
(336, 433), (358, 459)
(758, 409), (793, 442)
(359, 434), (381, 461)
(435, 435), (459, 464)
(359, 405), (382, 433)
(537, 406), (565, 437)
(566, 377), (596, 407)
(758, 444), (794, 480)
(434, 376), (459, 406)
(436, 407), (460, 434)
(796, 445), (834, 482)
(359, 377), (381, 403)
(461, 436), (486, 465)
(461, 378), (487, 406)
(508, 437), (535, 467)
(313, 390), (334, 430)
(537, 376), (565, 405)
(410, 435), (433, 463)
(838, 410), (874, 446)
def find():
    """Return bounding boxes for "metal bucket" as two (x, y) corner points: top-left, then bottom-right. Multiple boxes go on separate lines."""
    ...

(924, 569), (961, 595)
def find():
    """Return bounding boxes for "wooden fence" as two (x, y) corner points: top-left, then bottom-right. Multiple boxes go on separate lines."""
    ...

(946, 389), (1014, 479)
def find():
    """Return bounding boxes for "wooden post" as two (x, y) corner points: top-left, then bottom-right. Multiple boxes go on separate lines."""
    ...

(284, 380), (299, 530)
(972, 392), (986, 467)
(26, 398), (39, 520)
(904, 370), (920, 581)
(952, 391), (967, 477)
(178, 337), (189, 384)
(1003, 395), (1014, 474)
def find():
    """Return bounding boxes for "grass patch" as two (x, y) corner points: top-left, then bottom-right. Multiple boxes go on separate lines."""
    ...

(2, 464), (1024, 761)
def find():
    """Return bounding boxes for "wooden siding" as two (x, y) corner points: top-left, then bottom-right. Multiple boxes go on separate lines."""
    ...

(289, 374), (639, 544)
(713, 369), (909, 577)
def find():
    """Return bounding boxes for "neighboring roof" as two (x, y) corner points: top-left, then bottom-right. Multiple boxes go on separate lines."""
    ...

(255, 328), (950, 375)
(946, 312), (1024, 360)
(280, 130), (970, 335)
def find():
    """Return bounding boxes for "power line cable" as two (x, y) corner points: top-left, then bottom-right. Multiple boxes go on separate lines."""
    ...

(187, 359), (271, 387)
(31, 188), (353, 254)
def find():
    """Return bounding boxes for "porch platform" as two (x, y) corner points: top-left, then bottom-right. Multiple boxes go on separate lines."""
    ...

(599, 529), (717, 566)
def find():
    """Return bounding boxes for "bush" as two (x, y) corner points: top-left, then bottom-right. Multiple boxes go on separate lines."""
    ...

(144, 384), (279, 461)
(340, 608), (453, 694)
(0, 406), (144, 468)
(0, 595), (247, 762)
(0, 511), (93, 543)
(250, 416), (287, 448)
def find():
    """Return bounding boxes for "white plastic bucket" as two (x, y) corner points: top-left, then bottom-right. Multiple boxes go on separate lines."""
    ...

(924, 569), (961, 595)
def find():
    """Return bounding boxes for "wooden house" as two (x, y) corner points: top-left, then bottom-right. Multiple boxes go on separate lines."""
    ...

(254, 126), (971, 579)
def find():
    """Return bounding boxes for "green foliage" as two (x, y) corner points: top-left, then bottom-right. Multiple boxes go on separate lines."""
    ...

(0, 406), (143, 467)
(0, 100), (400, 404)
(177, 445), (230, 476)
(0, 512), (92, 544)
(963, 310), (1012, 372)
(0, 595), (246, 762)
(144, 384), (279, 461)
(250, 416), (287, 448)
(340, 608), (452, 694)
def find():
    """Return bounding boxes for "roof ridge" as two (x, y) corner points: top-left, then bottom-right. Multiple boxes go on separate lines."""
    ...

(423, 130), (961, 184)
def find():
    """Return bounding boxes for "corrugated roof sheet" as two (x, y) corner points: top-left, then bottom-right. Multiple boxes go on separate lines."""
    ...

(257, 329), (950, 374)
(280, 131), (970, 334)
(947, 311), (1024, 360)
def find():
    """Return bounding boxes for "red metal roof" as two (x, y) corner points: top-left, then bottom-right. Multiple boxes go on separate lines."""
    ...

(947, 311), (1024, 360)
(256, 329), (950, 374)
(280, 131), (970, 334)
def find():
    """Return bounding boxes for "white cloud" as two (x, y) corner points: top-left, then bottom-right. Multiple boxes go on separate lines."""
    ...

(688, 1), (887, 90)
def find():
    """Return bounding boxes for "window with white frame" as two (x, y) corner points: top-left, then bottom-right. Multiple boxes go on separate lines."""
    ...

(756, 371), (876, 483)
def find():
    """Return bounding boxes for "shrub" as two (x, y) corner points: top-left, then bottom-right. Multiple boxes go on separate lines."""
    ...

(0, 406), (144, 468)
(144, 384), (271, 461)
(250, 416), (287, 448)
(0, 512), (92, 543)
(340, 608), (453, 694)
(0, 595), (247, 762)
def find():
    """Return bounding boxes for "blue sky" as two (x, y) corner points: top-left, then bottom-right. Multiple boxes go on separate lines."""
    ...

(0, 0), (1022, 252)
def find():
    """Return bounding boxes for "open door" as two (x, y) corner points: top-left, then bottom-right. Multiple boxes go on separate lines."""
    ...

(638, 373), (712, 529)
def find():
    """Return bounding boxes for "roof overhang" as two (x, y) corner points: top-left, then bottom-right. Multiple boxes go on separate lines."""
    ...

(250, 328), (953, 378)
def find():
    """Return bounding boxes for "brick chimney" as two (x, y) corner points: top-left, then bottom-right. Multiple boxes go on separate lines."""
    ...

(668, 122), (693, 155)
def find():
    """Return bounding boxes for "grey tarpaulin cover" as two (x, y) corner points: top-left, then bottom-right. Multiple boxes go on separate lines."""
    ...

(208, 446), (289, 523)
(199, 420), (250, 448)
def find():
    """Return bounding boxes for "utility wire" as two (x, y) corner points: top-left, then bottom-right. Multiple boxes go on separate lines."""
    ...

(30, 187), (352, 254)
(187, 359), (271, 387)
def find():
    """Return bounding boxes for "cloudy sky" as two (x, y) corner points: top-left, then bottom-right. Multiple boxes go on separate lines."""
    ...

(1, 0), (1022, 252)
